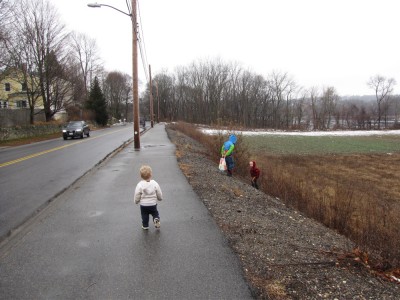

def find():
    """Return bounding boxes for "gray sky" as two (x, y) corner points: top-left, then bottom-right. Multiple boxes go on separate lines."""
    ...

(49, 0), (400, 96)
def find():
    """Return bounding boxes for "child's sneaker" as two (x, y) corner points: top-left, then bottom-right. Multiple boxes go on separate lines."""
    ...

(154, 218), (160, 229)
(142, 225), (149, 230)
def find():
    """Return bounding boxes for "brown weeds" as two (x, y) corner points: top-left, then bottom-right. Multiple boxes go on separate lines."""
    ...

(258, 153), (400, 268)
(168, 122), (400, 268)
(178, 163), (192, 177)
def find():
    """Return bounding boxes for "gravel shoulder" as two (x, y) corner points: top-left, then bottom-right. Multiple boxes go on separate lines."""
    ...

(166, 127), (400, 299)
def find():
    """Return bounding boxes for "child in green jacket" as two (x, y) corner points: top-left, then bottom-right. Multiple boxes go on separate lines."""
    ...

(221, 134), (237, 176)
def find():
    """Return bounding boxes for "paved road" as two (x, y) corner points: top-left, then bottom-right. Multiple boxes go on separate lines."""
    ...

(0, 125), (137, 242)
(0, 123), (253, 299)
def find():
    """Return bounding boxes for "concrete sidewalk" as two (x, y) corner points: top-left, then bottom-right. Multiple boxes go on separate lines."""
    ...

(0, 124), (253, 299)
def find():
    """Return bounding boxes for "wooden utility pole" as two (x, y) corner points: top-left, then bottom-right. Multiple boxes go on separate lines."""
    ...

(155, 80), (159, 123)
(88, 2), (140, 146)
(132, 0), (140, 148)
(149, 65), (154, 128)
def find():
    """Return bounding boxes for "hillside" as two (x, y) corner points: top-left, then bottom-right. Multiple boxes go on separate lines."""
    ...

(166, 126), (400, 299)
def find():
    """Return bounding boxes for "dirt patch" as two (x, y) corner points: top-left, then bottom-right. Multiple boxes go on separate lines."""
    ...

(166, 127), (400, 299)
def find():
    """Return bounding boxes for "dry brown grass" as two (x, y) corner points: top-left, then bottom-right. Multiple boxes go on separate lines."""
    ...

(257, 153), (400, 268)
(178, 162), (192, 177)
(169, 122), (400, 269)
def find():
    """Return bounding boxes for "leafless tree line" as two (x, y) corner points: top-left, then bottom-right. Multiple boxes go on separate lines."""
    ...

(151, 59), (398, 130)
(2, 0), (397, 128)
(0, 0), (132, 124)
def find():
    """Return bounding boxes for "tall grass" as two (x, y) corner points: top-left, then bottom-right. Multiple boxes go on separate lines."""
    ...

(168, 122), (250, 175)
(257, 153), (400, 268)
(169, 122), (400, 269)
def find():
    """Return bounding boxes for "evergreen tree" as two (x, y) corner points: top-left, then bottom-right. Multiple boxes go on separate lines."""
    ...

(87, 76), (108, 126)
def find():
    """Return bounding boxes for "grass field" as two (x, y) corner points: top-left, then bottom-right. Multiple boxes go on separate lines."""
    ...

(243, 134), (400, 155)
(192, 125), (400, 268)
(239, 133), (400, 268)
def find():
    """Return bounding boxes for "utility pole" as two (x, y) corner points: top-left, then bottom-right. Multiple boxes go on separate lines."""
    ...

(132, 0), (140, 148)
(149, 65), (154, 128)
(87, 1), (140, 148)
(155, 80), (159, 123)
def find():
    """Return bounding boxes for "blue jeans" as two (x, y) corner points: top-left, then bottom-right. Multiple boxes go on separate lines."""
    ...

(225, 155), (234, 174)
(140, 205), (159, 227)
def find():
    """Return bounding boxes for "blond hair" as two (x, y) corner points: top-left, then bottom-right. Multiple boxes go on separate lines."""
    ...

(140, 165), (152, 181)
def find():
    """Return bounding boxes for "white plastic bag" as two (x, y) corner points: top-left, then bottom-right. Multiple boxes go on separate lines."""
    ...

(219, 157), (227, 171)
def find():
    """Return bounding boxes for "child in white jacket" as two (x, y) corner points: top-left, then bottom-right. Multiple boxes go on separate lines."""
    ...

(134, 165), (163, 229)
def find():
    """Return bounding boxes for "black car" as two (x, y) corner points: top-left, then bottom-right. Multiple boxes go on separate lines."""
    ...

(62, 121), (90, 140)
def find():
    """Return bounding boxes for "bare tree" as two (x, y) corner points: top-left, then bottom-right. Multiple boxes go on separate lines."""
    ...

(151, 61), (296, 129)
(293, 88), (307, 129)
(122, 74), (132, 122)
(204, 59), (230, 123)
(217, 62), (243, 125)
(0, 0), (13, 70)
(308, 87), (320, 129)
(284, 79), (298, 129)
(12, 0), (70, 121)
(344, 103), (359, 129)
(186, 62), (206, 123)
(0, 0), (11, 35)
(103, 71), (131, 121)
(3, 4), (43, 123)
(247, 74), (268, 128)
(393, 95), (400, 126)
(321, 86), (339, 129)
(153, 71), (175, 121)
(150, 59), (400, 132)
(268, 71), (295, 129)
(236, 70), (253, 127)
(381, 95), (393, 128)
(59, 53), (88, 119)
(357, 106), (370, 129)
(367, 75), (397, 129)
(69, 32), (102, 101)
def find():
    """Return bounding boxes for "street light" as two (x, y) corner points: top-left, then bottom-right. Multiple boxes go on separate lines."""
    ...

(87, 3), (131, 16)
(87, 1), (141, 149)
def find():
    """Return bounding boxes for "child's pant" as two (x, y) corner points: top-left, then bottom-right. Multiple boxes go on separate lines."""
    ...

(252, 179), (259, 189)
(140, 204), (159, 227)
(225, 155), (234, 175)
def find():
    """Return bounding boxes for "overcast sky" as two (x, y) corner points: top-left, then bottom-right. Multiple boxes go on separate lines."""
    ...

(49, 0), (400, 96)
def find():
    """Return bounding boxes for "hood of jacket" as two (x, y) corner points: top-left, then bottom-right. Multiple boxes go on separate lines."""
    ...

(229, 134), (237, 144)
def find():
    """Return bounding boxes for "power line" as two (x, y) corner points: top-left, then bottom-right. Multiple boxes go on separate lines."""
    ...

(126, 0), (131, 14)
(124, 0), (150, 85)
(138, 33), (149, 83)
(137, 1), (149, 68)
(137, 0), (149, 83)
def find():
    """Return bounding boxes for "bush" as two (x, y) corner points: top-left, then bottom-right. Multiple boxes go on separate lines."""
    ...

(167, 122), (250, 177)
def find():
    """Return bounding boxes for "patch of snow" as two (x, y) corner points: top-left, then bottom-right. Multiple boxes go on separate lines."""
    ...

(201, 129), (400, 137)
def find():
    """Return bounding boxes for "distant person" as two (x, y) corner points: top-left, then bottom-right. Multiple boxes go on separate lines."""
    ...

(220, 134), (237, 176)
(140, 117), (146, 128)
(134, 165), (163, 230)
(249, 161), (260, 189)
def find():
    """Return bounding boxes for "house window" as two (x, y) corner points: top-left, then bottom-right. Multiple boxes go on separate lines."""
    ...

(5, 83), (10, 91)
(21, 82), (27, 91)
(16, 100), (27, 108)
(0, 101), (8, 108)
